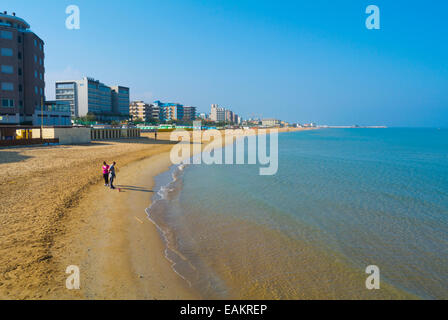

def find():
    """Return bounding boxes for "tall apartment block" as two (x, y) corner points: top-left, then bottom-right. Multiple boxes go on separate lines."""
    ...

(210, 104), (239, 124)
(55, 77), (129, 120)
(210, 104), (226, 122)
(0, 11), (45, 124)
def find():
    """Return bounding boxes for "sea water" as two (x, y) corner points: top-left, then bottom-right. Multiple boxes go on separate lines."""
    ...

(147, 128), (448, 299)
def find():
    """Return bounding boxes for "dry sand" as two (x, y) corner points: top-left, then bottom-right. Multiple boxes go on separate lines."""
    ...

(0, 128), (305, 299)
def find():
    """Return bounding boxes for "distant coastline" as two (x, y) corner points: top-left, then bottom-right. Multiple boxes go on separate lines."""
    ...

(318, 125), (388, 129)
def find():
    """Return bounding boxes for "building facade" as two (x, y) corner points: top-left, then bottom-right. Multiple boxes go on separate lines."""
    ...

(33, 100), (71, 126)
(0, 11), (45, 124)
(262, 118), (281, 127)
(210, 104), (225, 122)
(129, 100), (152, 122)
(154, 100), (184, 122)
(55, 77), (129, 119)
(111, 86), (130, 116)
(182, 106), (197, 121)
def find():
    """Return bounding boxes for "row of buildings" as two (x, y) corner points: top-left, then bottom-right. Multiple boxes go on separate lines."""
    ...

(203, 104), (241, 124)
(55, 77), (130, 120)
(129, 100), (197, 123)
(0, 11), (130, 126)
(1, 12), (289, 128)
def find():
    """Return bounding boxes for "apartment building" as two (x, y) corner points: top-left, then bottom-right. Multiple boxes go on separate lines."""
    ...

(0, 11), (45, 124)
(262, 118), (281, 127)
(154, 100), (184, 122)
(129, 100), (152, 122)
(210, 104), (225, 122)
(183, 106), (197, 121)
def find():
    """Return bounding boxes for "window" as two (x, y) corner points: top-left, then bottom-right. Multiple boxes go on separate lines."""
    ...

(40, 73), (43, 80)
(18, 68), (22, 76)
(1, 82), (14, 91)
(19, 84), (22, 92)
(0, 31), (13, 40)
(1, 99), (14, 107)
(19, 100), (23, 107)
(1, 48), (13, 56)
(56, 83), (74, 89)
(1, 65), (13, 74)
(34, 39), (37, 46)
(34, 55), (37, 63)
(35, 86), (38, 94)
(39, 58), (42, 65)
(35, 70), (38, 78)
(39, 43), (42, 50)
(18, 35), (22, 43)
(18, 51), (22, 59)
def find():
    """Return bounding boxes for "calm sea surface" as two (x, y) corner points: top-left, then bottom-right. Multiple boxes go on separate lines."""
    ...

(147, 128), (448, 299)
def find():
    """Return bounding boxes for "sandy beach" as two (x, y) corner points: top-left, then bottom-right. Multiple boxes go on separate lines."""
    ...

(0, 128), (302, 299)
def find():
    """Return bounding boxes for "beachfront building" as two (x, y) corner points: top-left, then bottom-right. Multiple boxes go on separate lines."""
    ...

(150, 104), (160, 120)
(182, 106), (197, 121)
(0, 11), (45, 124)
(154, 100), (184, 122)
(210, 104), (225, 122)
(111, 86), (130, 116)
(129, 100), (152, 122)
(33, 100), (71, 126)
(262, 118), (281, 127)
(55, 77), (130, 120)
(210, 104), (240, 124)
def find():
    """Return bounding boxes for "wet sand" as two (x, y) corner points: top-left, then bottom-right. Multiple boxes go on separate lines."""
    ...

(0, 128), (303, 299)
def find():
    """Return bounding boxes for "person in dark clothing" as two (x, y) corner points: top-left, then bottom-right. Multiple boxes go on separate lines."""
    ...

(109, 162), (117, 189)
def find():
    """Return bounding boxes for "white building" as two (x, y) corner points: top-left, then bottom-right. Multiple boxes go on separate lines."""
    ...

(55, 77), (129, 119)
(262, 118), (281, 127)
(210, 104), (226, 122)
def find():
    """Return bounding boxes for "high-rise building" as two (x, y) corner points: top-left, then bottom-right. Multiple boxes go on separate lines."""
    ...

(55, 77), (129, 119)
(0, 11), (45, 124)
(210, 104), (225, 122)
(111, 86), (130, 116)
(225, 109), (234, 123)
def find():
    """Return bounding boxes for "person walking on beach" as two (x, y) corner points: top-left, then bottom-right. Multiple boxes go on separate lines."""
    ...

(102, 162), (110, 186)
(109, 162), (117, 189)
(155, 131), (158, 141)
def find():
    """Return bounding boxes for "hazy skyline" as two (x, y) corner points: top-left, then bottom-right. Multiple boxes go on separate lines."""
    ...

(2, 0), (447, 126)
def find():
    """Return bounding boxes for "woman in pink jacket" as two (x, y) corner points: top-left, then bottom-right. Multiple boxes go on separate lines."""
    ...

(102, 162), (110, 186)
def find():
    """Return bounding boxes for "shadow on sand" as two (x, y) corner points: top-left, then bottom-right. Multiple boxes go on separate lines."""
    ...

(86, 136), (180, 147)
(0, 150), (33, 165)
(116, 185), (154, 193)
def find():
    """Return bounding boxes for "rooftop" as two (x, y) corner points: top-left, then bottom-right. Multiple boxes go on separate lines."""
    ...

(0, 11), (30, 29)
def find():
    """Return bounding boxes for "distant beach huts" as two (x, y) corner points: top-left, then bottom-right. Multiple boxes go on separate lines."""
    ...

(0, 126), (141, 147)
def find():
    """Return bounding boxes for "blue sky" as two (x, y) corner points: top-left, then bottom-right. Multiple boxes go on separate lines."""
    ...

(3, 0), (448, 126)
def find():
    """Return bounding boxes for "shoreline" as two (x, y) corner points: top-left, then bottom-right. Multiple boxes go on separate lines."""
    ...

(0, 128), (305, 299)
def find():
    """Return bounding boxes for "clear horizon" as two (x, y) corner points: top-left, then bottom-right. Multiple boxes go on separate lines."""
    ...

(2, 0), (447, 126)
